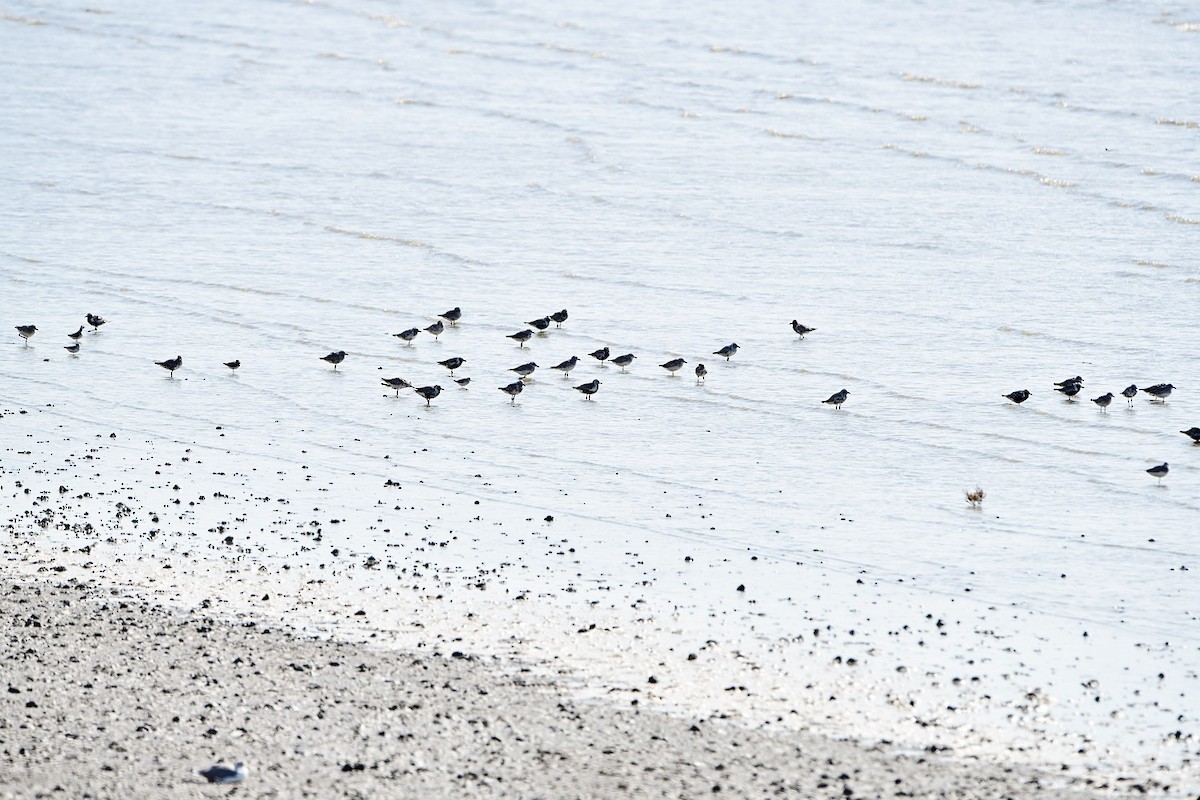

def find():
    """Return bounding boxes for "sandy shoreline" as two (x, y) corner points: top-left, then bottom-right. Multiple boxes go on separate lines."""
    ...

(0, 575), (1129, 800)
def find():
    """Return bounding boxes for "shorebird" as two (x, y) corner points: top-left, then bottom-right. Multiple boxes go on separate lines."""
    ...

(321, 350), (346, 369)
(413, 385), (442, 406)
(660, 358), (686, 374)
(589, 347), (610, 363)
(454, 377), (471, 388)
(791, 320), (816, 338)
(15, 325), (36, 345)
(1143, 383), (1175, 402)
(1146, 462), (1169, 484)
(823, 389), (849, 409)
(508, 329), (533, 347)
(439, 307), (462, 325)
(438, 356), (465, 375)
(609, 353), (636, 372)
(1004, 389), (1031, 404)
(550, 309), (569, 327)
(1055, 381), (1082, 399)
(1055, 376), (1084, 387)
(511, 362), (539, 380)
(424, 320), (444, 339)
(713, 343), (739, 361)
(574, 379), (600, 400)
(695, 363), (707, 383)
(199, 761), (247, 785)
(1121, 384), (1138, 404)
(499, 381), (524, 404)
(394, 328), (420, 344)
(64, 343), (80, 355)
(68, 326), (84, 341)
(527, 316), (551, 331)
(551, 356), (578, 376)
(381, 377), (411, 396)
(86, 314), (107, 331)
(1180, 427), (1200, 443)
(1092, 392), (1114, 412)
(224, 360), (240, 372)
(156, 355), (183, 377)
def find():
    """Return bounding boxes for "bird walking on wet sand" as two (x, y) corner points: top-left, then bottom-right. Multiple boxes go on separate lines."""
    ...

(791, 320), (816, 338)
(199, 761), (247, 785)
(695, 363), (707, 383)
(1143, 383), (1175, 402)
(224, 360), (240, 372)
(86, 313), (107, 331)
(156, 355), (183, 377)
(660, 358), (686, 374)
(1055, 376), (1083, 387)
(1004, 389), (1031, 405)
(574, 379), (600, 400)
(550, 309), (569, 327)
(609, 353), (635, 372)
(511, 362), (539, 380)
(394, 328), (420, 344)
(823, 389), (849, 409)
(381, 377), (411, 396)
(454, 377), (471, 388)
(15, 325), (36, 345)
(424, 320), (444, 339)
(1122, 384), (1138, 404)
(508, 330), (533, 347)
(1055, 381), (1082, 399)
(439, 307), (462, 325)
(713, 343), (739, 361)
(499, 381), (524, 404)
(321, 350), (346, 369)
(1179, 427), (1200, 443)
(64, 343), (80, 355)
(527, 316), (551, 331)
(589, 347), (610, 364)
(68, 326), (84, 341)
(551, 356), (578, 377)
(1146, 462), (1169, 484)
(1092, 392), (1113, 412)
(439, 357), (465, 375)
(413, 385), (442, 406)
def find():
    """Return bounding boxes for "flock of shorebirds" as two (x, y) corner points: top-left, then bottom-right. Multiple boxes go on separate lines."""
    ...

(13, 313), (1189, 482)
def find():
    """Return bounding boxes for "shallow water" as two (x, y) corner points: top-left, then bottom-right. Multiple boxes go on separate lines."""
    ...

(2, 0), (1198, 779)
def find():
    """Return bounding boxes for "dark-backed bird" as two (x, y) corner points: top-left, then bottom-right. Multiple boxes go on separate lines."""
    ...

(156, 355), (183, 377)
(68, 326), (84, 341)
(15, 325), (36, 345)
(661, 358), (686, 374)
(713, 343), (739, 361)
(1147, 462), (1169, 484)
(695, 363), (707, 383)
(1143, 383), (1175, 401)
(527, 316), (551, 331)
(1055, 376), (1083, 387)
(321, 350), (346, 369)
(791, 320), (816, 338)
(64, 343), (80, 354)
(439, 357), (465, 375)
(499, 381), (524, 404)
(508, 330), (533, 347)
(574, 379), (600, 400)
(413, 385), (442, 406)
(381, 377), (411, 396)
(440, 307), (462, 325)
(86, 314), (107, 331)
(224, 360), (240, 372)
(1122, 384), (1138, 404)
(394, 328), (420, 344)
(511, 362), (538, 380)
(609, 353), (636, 371)
(454, 377), (471, 388)
(1055, 381), (1082, 399)
(1179, 427), (1200, 443)
(1004, 389), (1031, 404)
(551, 356), (578, 376)
(1092, 392), (1113, 412)
(823, 389), (849, 409)
(199, 761), (247, 785)
(589, 347), (610, 363)
(550, 309), (569, 327)
(424, 320), (444, 339)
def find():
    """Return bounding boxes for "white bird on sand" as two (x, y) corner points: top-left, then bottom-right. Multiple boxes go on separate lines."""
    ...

(199, 761), (247, 784)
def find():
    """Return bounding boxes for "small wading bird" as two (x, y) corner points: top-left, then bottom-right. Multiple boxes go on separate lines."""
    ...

(499, 381), (524, 404)
(661, 358), (686, 374)
(1004, 389), (1031, 405)
(609, 353), (635, 372)
(1092, 392), (1113, 412)
(1143, 383), (1175, 402)
(823, 388), (849, 409)
(508, 330), (533, 347)
(791, 320), (816, 338)
(224, 360), (240, 372)
(454, 377), (471, 388)
(413, 385), (442, 407)
(1122, 384), (1138, 404)
(1055, 381), (1082, 399)
(86, 313), (107, 331)
(550, 309), (569, 327)
(574, 379), (600, 400)
(439, 307), (462, 325)
(156, 355), (183, 377)
(439, 356), (465, 375)
(321, 350), (346, 369)
(1180, 427), (1200, 443)
(424, 320), (444, 339)
(551, 355), (578, 376)
(64, 343), (80, 355)
(1055, 376), (1083, 387)
(511, 362), (538, 380)
(381, 377), (411, 396)
(1146, 462), (1168, 484)
(695, 363), (707, 383)
(713, 343), (739, 361)
(15, 325), (36, 345)
(199, 761), (247, 785)
(589, 347), (610, 363)
(527, 316), (551, 331)
(394, 328), (420, 344)
(68, 326), (84, 341)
